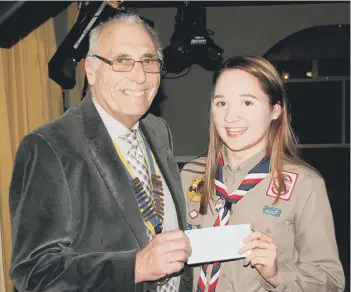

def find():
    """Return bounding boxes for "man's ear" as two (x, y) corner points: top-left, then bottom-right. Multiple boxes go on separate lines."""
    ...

(85, 58), (96, 85)
(272, 103), (282, 120)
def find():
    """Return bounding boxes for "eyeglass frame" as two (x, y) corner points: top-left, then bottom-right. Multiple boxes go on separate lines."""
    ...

(91, 54), (163, 73)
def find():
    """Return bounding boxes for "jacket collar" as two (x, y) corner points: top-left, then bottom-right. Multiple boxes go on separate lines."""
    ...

(79, 95), (186, 246)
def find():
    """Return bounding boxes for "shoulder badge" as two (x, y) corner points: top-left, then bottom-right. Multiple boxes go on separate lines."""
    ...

(266, 171), (298, 200)
(187, 178), (204, 202)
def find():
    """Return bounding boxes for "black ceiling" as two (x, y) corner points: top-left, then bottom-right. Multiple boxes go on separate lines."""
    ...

(0, 1), (347, 48)
(123, 1), (346, 8)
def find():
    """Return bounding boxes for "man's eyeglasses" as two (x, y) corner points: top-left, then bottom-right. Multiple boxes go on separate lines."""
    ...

(91, 54), (163, 73)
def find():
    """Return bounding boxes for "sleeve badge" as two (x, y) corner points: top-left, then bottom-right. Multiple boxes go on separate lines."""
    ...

(187, 178), (204, 203)
(266, 171), (298, 200)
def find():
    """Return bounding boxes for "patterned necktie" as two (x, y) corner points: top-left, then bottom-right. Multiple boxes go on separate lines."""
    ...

(121, 130), (178, 292)
(121, 130), (154, 241)
(121, 130), (153, 198)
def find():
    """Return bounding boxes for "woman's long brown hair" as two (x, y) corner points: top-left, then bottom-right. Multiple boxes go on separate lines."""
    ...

(199, 56), (314, 215)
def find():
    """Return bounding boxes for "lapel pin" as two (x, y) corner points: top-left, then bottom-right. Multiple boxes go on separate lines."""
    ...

(189, 209), (199, 219)
(215, 197), (226, 212)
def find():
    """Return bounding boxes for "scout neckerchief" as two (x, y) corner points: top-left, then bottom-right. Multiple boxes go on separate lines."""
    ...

(197, 154), (270, 292)
(114, 135), (165, 236)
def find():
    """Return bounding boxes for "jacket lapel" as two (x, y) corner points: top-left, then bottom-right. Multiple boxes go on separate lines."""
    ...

(140, 118), (187, 231)
(79, 95), (149, 247)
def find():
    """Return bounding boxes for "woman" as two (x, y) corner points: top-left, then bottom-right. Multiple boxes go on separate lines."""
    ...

(181, 56), (345, 292)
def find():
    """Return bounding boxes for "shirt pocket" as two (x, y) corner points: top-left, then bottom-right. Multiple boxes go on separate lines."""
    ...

(252, 216), (295, 261)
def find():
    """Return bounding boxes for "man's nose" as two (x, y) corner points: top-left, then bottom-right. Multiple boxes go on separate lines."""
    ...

(129, 61), (146, 84)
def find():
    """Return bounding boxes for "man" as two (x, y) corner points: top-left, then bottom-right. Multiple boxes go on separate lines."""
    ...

(9, 13), (192, 292)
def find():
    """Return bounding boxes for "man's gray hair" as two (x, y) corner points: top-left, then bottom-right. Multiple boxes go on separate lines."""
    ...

(87, 12), (163, 61)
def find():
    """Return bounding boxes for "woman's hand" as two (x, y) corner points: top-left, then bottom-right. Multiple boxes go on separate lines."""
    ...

(238, 230), (282, 287)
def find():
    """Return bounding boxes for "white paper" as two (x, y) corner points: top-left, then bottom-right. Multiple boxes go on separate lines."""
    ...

(185, 224), (251, 265)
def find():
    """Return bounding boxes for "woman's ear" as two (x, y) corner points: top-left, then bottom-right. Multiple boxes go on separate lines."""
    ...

(271, 103), (282, 120)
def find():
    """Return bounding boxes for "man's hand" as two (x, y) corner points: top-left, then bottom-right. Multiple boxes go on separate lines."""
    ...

(135, 230), (192, 283)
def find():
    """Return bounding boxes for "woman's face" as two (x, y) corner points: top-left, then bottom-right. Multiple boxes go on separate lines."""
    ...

(212, 69), (281, 158)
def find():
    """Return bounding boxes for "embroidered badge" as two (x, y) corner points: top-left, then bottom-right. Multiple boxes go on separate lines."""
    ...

(187, 178), (204, 202)
(215, 197), (225, 212)
(262, 205), (282, 217)
(266, 171), (298, 200)
(189, 209), (199, 219)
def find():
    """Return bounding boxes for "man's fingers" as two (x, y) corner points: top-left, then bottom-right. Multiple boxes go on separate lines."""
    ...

(165, 261), (185, 276)
(167, 250), (190, 263)
(136, 230), (192, 282)
(157, 230), (189, 242)
(154, 236), (192, 256)
(165, 238), (192, 256)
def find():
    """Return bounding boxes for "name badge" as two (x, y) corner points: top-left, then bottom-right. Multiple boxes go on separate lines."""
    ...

(262, 205), (282, 217)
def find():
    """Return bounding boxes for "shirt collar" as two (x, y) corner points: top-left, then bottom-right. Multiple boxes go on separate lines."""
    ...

(92, 97), (139, 138)
(221, 146), (267, 174)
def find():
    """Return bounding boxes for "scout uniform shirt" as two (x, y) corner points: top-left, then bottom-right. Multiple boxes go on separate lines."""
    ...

(181, 151), (345, 292)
